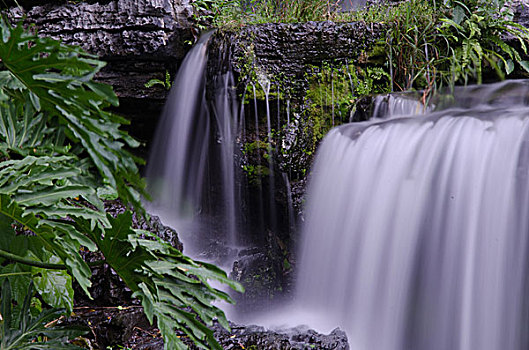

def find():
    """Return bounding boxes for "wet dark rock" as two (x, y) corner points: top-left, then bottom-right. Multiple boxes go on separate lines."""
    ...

(8, 0), (198, 155)
(124, 320), (349, 350)
(104, 199), (183, 251)
(509, 1), (529, 36)
(75, 251), (134, 307)
(207, 21), (384, 230)
(66, 306), (150, 349)
(230, 241), (292, 313)
(350, 95), (375, 122)
(201, 322), (350, 350)
(209, 21), (383, 99)
(193, 238), (240, 267)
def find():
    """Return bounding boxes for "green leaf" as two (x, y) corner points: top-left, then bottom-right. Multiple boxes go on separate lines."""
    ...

(506, 59), (515, 75)
(15, 185), (95, 206)
(0, 18), (145, 210)
(0, 279), (88, 350)
(453, 5), (466, 25)
(519, 60), (529, 73)
(1, 278), (12, 328)
(85, 212), (243, 349)
(0, 195), (92, 295)
(0, 18), (245, 350)
(0, 264), (32, 305)
(28, 91), (40, 112)
(144, 78), (166, 88)
(32, 257), (74, 312)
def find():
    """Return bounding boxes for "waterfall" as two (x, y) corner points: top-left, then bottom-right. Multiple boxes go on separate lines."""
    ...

(145, 33), (242, 256)
(146, 33), (212, 222)
(293, 80), (529, 350)
(371, 93), (433, 119)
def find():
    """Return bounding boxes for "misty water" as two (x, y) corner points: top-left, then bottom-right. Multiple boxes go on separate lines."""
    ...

(145, 33), (529, 349)
(145, 32), (243, 262)
(288, 80), (529, 350)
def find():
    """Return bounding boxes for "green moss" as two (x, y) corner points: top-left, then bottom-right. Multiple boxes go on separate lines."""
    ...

(303, 62), (391, 148)
(283, 258), (291, 270)
(243, 140), (270, 154)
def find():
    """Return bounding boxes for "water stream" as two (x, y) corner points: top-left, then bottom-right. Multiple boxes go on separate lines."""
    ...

(291, 80), (529, 349)
(145, 32), (242, 259)
(144, 31), (529, 350)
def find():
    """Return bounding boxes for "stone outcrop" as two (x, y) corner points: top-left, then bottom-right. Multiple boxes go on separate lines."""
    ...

(9, 0), (198, 152)
(209, 21), (383, 98)
(124, 319), (350, 350)
(206, 21), (383, 235)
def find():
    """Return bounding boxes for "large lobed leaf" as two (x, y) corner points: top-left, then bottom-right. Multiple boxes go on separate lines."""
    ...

(0, 17), (146, 210)
(0, 16), (245, 349)
(0, 195), (93, 296)
(0, 279), (87, 350)
(80, 212), (244, 350)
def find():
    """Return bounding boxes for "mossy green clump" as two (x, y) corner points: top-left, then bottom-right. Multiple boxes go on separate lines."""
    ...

(304, 62), (391, 148)
(237, 54), (392, 181)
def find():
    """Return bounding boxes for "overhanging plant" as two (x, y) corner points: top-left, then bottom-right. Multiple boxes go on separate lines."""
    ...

(438, 0), (529, 85)
(0, 17), (243, 349)
(0, 279), (88, 350)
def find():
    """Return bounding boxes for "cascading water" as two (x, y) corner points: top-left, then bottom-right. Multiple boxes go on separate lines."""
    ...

(371, 93), (433, 119)
(146, 33), (212, 222)
(291, 80), (529, 350)
(146, 32), (294, 267)
(146, 32), (242, 256)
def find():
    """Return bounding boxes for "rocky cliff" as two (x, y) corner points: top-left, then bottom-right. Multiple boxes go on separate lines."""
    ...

(9, 0), (197, 152)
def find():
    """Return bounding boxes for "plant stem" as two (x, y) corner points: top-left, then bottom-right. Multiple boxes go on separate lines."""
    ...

(0, 248), (105, 270)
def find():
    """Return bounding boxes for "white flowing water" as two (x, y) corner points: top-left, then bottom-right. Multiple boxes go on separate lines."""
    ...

(371, 93), (433, 120)
(289, 81), (529, 349)
(145, 32), (242, 255)
(146, 33), (212, 223)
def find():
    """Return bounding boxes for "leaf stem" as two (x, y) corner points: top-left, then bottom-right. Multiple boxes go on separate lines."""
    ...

(0, 248), (105, 270)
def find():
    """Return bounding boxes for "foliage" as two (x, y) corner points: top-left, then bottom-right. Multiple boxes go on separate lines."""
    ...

(359, 0), (529, 92)
(0, 18), (243, 350)
(145, 71), (172, 90)
(0, 279), (88, 349)
(77, 212), (243, 349)
(305, 62), (390, 143)
(437, 0), (529, 86)
(381, 0), (440, 92)
(0, 18), (145, 209)
(192, 0), (344, 27)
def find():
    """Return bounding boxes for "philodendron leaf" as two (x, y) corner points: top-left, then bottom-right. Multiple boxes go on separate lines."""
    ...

(14, 185), (95, 207)
(506, 59), (515, 75)
(83, 212), (243, 350)
(519, 60), (529, 73)
(0, 279), (87, 350)
(0, 194), (92, 295)
(0, 263), (32, 305)
(32, 256), (74, 313)
(0, 18), (146, 210)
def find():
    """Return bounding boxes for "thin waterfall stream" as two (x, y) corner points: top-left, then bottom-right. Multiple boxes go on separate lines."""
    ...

(145, 32), (242, 262)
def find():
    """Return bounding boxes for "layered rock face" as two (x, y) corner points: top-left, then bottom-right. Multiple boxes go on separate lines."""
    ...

(209, 21), (382, 99)
(10, 0), (197, 152)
